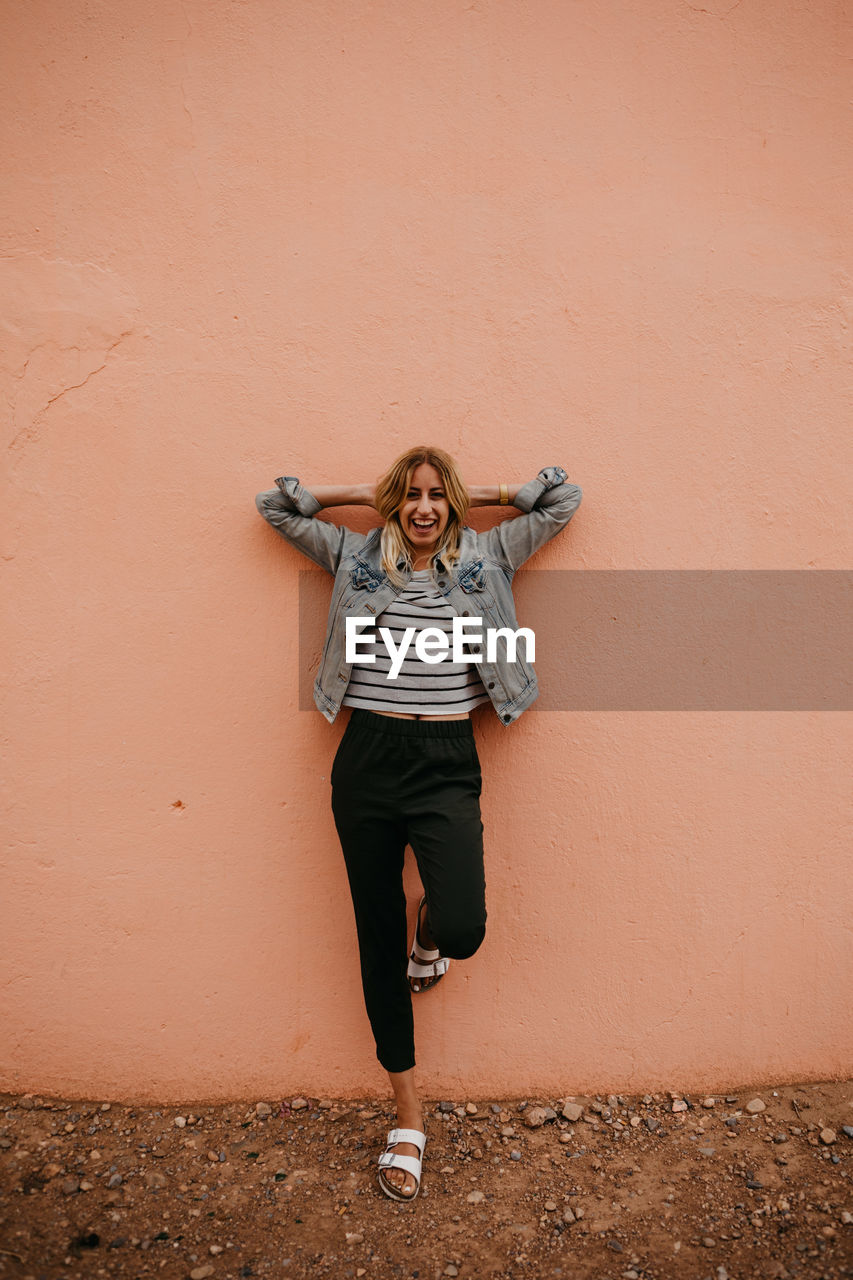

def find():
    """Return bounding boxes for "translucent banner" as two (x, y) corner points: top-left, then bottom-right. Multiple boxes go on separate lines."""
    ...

(299, 570), (852, 711)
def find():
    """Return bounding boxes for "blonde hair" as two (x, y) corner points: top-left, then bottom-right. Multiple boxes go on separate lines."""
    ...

(375, 446), (470, 586)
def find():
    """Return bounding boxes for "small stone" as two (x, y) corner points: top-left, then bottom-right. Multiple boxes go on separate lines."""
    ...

(291, 1098), (308, 1111)
(465, 1102), (478, 1114)
(79, 1179), (94, 1191)
(820, 1128), (837, 1144)
(699, 1147), (716, 1157)
(716, 1268), (729, 1280)
(255, 1102), (272, 1117)
(524, 1107), (548, 1128)
(345, 1231), (364, 1244)
(702, 1236), (716, 1248)
(544, 1200), (557, 1211)
(607, 1240), (623, 1252)
(702, 1097), (716, 1108)
(190, 1268), (214, 1280)
(444, 1268), (459, 1278)
(561, 1102), (583, 1123)
(41, 1163), (63, 1179)
(671, 1100), (688, 1113)
(745, 1098), (766, 1114)
(209, 1244), (224, 1255)
(562, 1207), (575, 1223)
(207, 1151), (219, 1162)
(466, 1190), (484, 1203)
(107, 1174), (122, 1188)
(438, 1101), (455, 1113)
(144, 1170), (167, 1189)
(501, 1126), (515, 1137)
(60, 1177), (80, 1195)
(840, 1211), (852, 1225)
(558, 1133), (572, 1144)
(174, 1116), (187, 1128)
(510, 1150), (522, 1161)
(645, 1117), (659, 1132)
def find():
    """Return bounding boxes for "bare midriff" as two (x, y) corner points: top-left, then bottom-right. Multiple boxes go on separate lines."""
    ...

(372, 710), (471, 721)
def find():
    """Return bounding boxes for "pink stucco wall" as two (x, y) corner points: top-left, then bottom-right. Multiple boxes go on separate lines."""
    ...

(2, 0), (850, 1102)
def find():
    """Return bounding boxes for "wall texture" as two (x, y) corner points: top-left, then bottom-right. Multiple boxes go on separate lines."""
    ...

(2, 0), (850, 1102)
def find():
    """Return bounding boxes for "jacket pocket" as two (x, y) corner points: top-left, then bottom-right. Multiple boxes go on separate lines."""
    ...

(350, 563), (384, 593)
(457, 559), (486, 593)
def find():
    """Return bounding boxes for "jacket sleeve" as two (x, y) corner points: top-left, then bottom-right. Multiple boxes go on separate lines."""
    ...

(255, 476), (370, 576)
(479, 466), (582, 576)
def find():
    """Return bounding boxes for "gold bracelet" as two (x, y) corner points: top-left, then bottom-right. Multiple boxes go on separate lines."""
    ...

(499, 483), (509, 505)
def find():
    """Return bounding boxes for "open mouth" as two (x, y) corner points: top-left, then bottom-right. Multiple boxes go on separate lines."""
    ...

(410, 519), (437, 532)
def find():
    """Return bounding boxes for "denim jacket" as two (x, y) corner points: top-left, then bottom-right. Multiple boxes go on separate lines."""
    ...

(255, 467), (582, 725)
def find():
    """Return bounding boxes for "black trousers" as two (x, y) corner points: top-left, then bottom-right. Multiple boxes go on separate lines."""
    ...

(330, 708), (487, 1073)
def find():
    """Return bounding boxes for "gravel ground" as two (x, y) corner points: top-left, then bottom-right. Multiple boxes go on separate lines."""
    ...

(1, 1082), (851, 1280)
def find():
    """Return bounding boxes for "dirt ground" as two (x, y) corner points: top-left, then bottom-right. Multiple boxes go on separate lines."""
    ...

(1, 1082), (851, 1280)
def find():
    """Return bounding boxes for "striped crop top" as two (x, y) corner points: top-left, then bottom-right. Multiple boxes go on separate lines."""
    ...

(341, 570), (491, 715)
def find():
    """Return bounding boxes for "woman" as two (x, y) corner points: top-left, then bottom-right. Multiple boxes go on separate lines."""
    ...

(255, 447), (581, 1201)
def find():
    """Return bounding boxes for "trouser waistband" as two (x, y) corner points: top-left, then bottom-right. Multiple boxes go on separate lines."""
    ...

(345, 708), (474, 739)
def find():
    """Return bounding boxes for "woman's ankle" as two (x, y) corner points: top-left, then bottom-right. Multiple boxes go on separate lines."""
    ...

(387, 1067), (423, 1128)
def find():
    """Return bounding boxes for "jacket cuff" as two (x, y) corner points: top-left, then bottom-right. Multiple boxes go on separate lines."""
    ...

(274, 475), (322, 517)
(513, 466), (568, 513)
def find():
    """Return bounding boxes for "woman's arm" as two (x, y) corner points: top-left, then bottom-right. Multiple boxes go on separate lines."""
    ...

(301, 484), (376, 509)
(467, 484), (522, 508)
(474, 466), (582, 575)
(255, 477), (377, 575)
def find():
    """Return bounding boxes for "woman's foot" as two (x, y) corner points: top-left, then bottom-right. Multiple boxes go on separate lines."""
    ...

(408, 897), (446, 993)
(379, 1109), (425, 1198)
(383, 1069), (424, 1199)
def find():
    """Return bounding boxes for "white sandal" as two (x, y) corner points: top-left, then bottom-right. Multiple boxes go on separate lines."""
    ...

(407, 895), (450, 993)
(377, 1127), (427, 1201)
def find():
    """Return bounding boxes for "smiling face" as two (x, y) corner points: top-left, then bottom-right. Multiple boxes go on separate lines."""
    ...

(399, 462), (450, 559)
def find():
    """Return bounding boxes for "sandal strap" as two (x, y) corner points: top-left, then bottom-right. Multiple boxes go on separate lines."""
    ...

(378, 1151), (422, 1179)
(386, 1127), (427, 1151)
(407, 955), (449, 979)
(411, 935), (441, 963)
